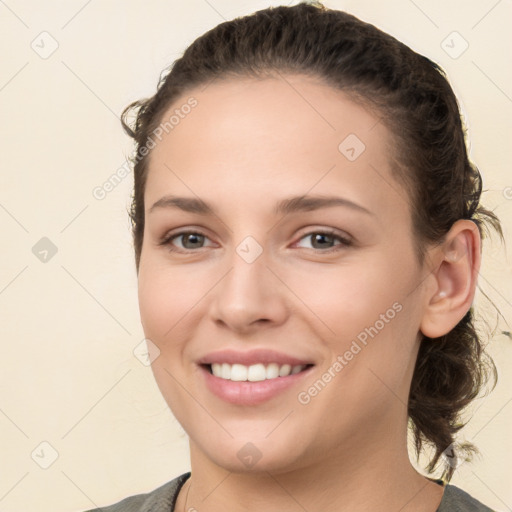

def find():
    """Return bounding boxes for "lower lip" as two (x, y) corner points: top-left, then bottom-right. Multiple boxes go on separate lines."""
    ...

(200, 365), (314, 405)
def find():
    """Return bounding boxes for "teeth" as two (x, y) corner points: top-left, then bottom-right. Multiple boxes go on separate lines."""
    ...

(210, 362), (307, 381)
(221, 363), (231, 379)
(266, 363), (279, 379)
(231, 363), (247, 381)
(279, 364), (291, 377)
(248, 363), (266, 382)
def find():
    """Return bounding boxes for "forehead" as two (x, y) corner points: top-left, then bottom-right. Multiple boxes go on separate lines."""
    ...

(145, 74), (410, 222)
(158, 74), (384, 153)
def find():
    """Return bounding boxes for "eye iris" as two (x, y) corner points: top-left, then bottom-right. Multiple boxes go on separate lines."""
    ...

(311, 233), (334, 249)
(174, 232), (341, 250)
(182, 233), (204, 248)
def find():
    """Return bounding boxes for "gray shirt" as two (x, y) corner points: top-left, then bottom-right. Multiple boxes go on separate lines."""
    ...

(82, 472), (495, 511)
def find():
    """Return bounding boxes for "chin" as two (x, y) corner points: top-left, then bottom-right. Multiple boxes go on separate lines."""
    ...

(192, 434), (311, 475)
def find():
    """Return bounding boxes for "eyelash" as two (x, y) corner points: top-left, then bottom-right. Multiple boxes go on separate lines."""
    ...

(158, 229), (353, 254)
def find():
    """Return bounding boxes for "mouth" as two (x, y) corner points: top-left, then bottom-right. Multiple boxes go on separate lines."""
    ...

(199, 361), (315, 405)
(202, 362), (314, 382)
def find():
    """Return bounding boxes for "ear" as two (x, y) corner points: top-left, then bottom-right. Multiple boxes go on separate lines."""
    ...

(420, 219), (481, 338)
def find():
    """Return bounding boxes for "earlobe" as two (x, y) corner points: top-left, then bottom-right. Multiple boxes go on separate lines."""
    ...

(420, 220), (481, 339)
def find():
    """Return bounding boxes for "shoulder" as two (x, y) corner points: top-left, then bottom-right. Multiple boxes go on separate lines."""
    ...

(81, 472), (190, 512)
(437, 484), (495, 512)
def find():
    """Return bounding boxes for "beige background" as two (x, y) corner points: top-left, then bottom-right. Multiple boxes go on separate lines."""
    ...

(0, 1), (511, 510)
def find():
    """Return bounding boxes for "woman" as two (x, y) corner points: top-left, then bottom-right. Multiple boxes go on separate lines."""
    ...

(85, 2), (503, 510)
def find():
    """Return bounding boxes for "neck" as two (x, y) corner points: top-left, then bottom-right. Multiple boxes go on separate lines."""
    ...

(176, 424), (444, 512)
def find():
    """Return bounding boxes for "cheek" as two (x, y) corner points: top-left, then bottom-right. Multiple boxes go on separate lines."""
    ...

(283, 260), (400, 340)
(137, 262), (198, 414)
(137, 271), (172, 342)
(137, 258), (209, 343)
(286, 254), (420, 385)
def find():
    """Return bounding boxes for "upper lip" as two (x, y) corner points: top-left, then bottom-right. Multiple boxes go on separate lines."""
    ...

(197, 348), (314, 367)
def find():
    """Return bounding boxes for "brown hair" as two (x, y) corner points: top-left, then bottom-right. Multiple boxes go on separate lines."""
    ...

(121, 1), (503, 482)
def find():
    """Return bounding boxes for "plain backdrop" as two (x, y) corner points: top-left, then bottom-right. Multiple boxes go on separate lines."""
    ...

(0, 1), (511, 511)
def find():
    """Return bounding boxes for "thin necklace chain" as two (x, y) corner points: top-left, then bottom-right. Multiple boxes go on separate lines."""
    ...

(182, 477), (192, 512)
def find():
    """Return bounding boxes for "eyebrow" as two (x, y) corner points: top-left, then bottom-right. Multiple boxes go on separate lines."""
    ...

(148, 194), (373, 216)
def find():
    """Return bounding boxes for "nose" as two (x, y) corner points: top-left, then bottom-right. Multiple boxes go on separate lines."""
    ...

(208, 244), (289, 334)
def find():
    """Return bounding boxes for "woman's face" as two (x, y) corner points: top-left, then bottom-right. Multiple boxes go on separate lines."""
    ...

(138, 75), (432, 472)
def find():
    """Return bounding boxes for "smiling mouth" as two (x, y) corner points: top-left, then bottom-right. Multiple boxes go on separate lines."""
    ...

(202, 362), (314, 382)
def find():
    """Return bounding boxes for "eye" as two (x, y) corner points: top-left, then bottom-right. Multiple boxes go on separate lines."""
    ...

(159, 228), (352, 253)
(159, 230), (215, 252)
(294, 230), (352, 252)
